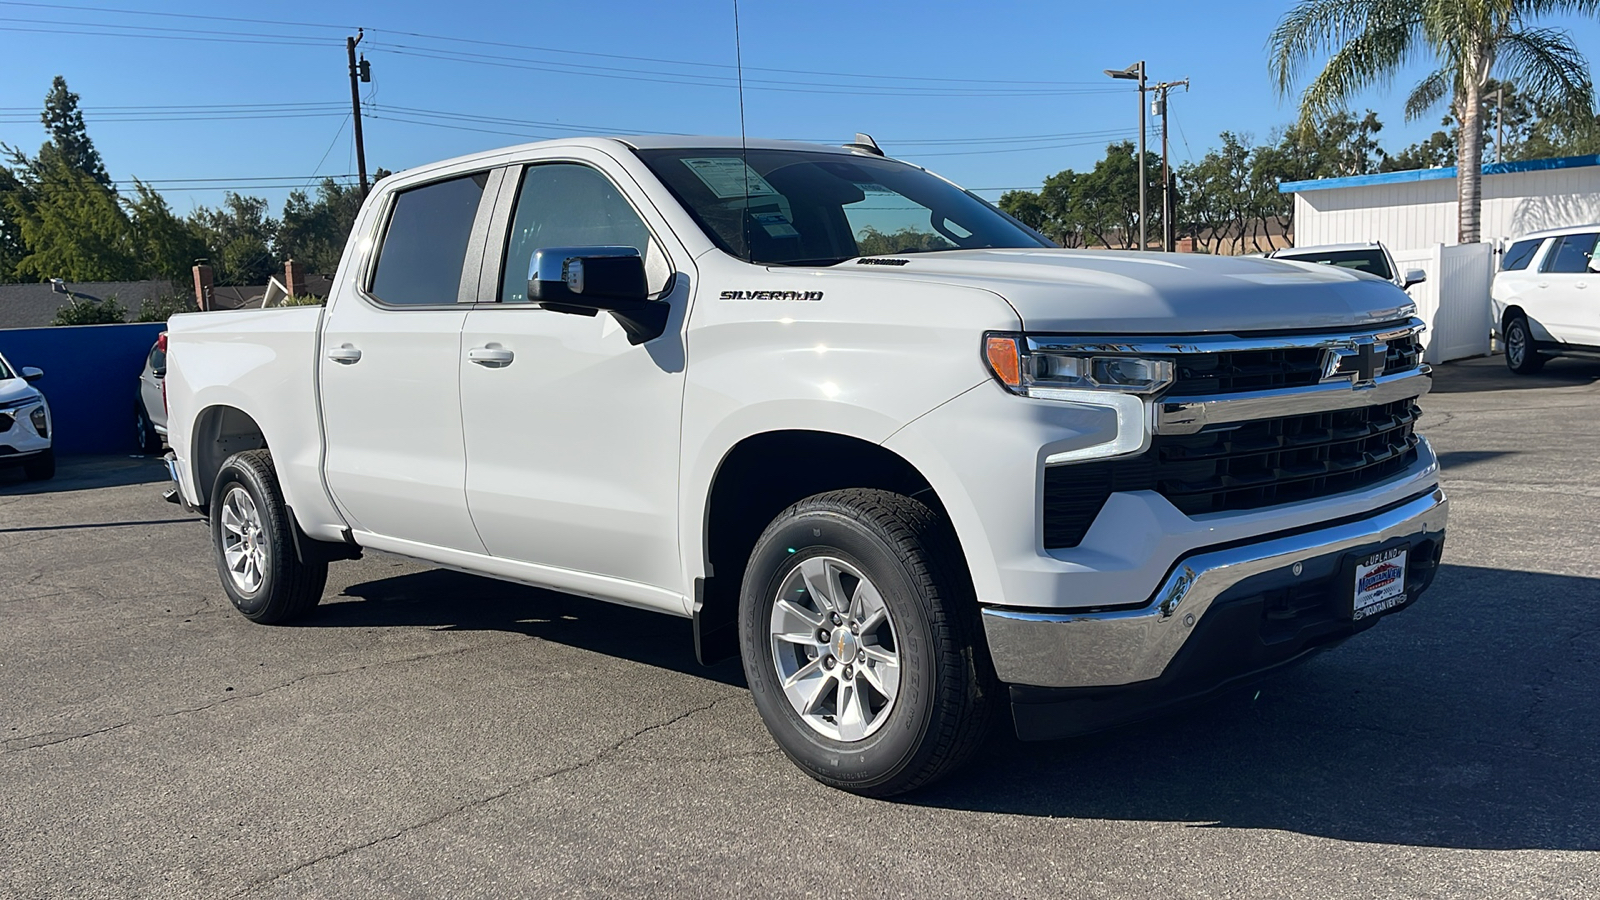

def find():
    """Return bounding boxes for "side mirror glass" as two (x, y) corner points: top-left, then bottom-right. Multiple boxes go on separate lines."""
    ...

(20, 366), (43, 382)
(1402, 268), (1427, 289)
(528, 246), (667, 345)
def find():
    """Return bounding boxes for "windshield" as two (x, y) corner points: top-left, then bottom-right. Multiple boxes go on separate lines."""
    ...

(635, 148), (1051, 265)
(1278, 248), (1393, 280)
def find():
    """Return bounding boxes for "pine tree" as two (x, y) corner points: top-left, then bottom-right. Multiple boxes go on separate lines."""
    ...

(39, 76), (111, 189)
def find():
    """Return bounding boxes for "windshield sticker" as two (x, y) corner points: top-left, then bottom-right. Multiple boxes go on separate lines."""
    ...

(752, 212), (800, 238)
(682, 157), (781, 200)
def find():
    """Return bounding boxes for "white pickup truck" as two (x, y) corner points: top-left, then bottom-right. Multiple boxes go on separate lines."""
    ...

(164, 136), (1447, 796)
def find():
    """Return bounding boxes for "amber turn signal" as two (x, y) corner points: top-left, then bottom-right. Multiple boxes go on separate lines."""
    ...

(985, 335), (1022, 387)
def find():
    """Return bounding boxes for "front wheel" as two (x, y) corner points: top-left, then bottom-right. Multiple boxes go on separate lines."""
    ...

(1505, 314), (1546, 374)
(210, 449), (327, 624)
(739, 489), (994, 796)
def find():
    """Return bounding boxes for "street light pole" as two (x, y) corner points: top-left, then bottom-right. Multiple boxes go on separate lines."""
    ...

(1105, 61), (1148, 250)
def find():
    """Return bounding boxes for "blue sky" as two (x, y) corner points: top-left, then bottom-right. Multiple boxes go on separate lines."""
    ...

(3, 0), (1599, 214)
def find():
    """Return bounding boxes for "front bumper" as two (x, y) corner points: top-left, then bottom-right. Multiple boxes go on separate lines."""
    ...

(981, 486), (1448, 738)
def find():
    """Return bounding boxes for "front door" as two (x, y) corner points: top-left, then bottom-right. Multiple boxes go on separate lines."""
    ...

(1534, 231), (1600, 345)
(460, 157), (689, 597)
(319, 169), (495, 552)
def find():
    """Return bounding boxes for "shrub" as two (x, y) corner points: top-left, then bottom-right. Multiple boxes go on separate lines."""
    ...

(136, 292), (198, 322)
(281, 294), (325, 307)
(52, 293), (128, 326)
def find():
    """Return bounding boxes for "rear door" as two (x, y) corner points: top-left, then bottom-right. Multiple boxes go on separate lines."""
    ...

(458, 153), (690, 599)
(1534, 232), (1600, 345)
(319, 169), (499, 552)
(139, 339), (166, 431)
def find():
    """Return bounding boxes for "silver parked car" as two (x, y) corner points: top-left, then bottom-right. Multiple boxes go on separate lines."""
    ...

(136, 332), (167, 454)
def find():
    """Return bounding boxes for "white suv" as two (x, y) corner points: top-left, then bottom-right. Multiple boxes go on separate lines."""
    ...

(1493, 224), (1600, 374)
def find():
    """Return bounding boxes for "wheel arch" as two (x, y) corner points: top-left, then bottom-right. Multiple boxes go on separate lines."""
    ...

(693, 429), (960, 664)
(189, 404), (269, 511)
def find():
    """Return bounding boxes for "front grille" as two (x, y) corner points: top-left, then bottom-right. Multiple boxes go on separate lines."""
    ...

(1165, 331), (1424, 397)
(1043, 399), (1421, 548)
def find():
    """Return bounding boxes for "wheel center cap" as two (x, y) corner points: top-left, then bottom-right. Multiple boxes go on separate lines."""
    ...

(831, 629), (858, 665)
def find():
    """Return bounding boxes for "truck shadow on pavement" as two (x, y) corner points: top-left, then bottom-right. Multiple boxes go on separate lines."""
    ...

(0, 454), (167, 494)
(1430, 355), (1600, 393)
(318, 567), (748, 688)
(321, 561), (1594, 851)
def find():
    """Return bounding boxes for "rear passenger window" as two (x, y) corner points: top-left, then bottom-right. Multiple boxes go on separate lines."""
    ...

(1500, 239), (1542, 271)
(369, 172), (490, 306)
(1539, 233), (1599, 274)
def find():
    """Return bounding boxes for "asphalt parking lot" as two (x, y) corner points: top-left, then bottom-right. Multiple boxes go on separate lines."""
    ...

(3, 354), (1598, 899)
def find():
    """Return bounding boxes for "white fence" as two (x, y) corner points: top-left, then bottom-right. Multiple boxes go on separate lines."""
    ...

(1391, 242), (1494, 363)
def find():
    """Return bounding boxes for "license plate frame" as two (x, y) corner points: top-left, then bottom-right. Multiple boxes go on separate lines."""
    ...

(1350, 544), (1409, 622)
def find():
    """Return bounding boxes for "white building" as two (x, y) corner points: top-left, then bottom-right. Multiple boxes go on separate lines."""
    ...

(1283, 154), (1600, 251)
(1280, 155), (1600, 363)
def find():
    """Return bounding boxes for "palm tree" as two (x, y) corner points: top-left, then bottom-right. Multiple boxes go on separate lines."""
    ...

(1269, 0), (1597, 243)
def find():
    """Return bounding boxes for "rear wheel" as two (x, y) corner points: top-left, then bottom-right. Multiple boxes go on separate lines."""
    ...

(22, 448), (54, 481)
(1505, 314), (1546, 374)
(739, 489), (994, 796)
(135, 401), (162, 454)
(210, 449), (327, 624)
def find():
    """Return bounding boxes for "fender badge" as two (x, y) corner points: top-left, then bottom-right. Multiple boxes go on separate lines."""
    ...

(718, 290), (823, 301)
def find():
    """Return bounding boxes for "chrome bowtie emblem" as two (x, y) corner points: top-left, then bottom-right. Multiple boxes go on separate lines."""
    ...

(1322, 337), (1388, 387)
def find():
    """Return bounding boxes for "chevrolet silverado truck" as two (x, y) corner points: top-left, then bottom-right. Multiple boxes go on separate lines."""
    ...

(162, 136), (1448, 796)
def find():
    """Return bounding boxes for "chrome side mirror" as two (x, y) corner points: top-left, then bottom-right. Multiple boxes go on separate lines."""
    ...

(1402, 269), (1427, 289)
(527, 246), (666, 345)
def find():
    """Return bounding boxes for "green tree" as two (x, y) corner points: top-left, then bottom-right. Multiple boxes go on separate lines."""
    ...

(188, 192), (278, 285)
(277, 178), (363, 274)
(52, 292), (127, 325)
(1001, 143), (1161, 250)
(125, 181), (206, 281)
(38, 76), (111, 189)
(7, 152), (138, 281)
(135, 291), (197, 323)
(1270, 0), (1598, 243)
(854, 225), (954, 256)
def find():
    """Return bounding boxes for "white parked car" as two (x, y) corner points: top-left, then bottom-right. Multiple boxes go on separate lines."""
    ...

(162, 136), (1447, 795)
(1268, 242), (1427, 291)
(0, 350), (53, 480)
(1491, 224), (1600, 373)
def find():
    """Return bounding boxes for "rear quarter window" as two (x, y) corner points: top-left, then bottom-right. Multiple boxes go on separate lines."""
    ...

(1500, 239), (1543, 272)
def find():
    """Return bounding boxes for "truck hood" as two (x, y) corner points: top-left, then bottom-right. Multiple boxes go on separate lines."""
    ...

(849, 248), (1415, 334)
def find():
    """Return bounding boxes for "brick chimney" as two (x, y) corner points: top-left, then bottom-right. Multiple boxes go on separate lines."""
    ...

(284, 259), (299, 300)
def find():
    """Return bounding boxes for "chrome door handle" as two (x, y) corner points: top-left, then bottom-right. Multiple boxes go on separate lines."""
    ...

(326, 344), (362, 364)
(467, 345), (515, 367)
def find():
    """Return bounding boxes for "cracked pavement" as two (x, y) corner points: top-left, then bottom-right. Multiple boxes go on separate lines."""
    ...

(2, 355), (1599, 899)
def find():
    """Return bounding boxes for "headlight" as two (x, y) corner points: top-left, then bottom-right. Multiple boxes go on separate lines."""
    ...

(984, 334), (1175, 398)
(30, 405), (48, 438)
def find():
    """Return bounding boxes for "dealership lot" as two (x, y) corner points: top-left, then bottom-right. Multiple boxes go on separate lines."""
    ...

(2, 356), (1598, 899)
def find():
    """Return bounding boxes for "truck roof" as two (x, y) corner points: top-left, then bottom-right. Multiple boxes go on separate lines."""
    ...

(387, 136), (879, 184)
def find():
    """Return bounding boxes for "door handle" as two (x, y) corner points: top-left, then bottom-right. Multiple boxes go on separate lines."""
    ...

(326, 344), (362, 364)
(1538, 282), (1550, 288)
(467, 345), (515, 367)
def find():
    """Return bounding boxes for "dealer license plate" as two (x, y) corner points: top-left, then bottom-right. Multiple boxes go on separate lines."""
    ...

(1352, 546), (1408, 621)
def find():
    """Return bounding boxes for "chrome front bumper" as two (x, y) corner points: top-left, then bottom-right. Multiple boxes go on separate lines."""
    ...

(981, 486), (1449, 688)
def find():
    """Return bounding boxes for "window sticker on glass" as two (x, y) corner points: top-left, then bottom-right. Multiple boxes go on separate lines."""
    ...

(681, 157), (780, 200)
(752, 212), (799, 238)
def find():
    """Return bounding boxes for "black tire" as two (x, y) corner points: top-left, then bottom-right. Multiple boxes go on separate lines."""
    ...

(135, 401), (163, 454)
(22, 448), (55, 481)
(209, 449), (327, 624)
(738, 488), (995, 797)
(1505, 314), (1546, 374)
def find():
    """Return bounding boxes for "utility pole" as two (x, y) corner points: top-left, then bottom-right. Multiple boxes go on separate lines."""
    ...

(1104, 61), (1147, 249)
(1151, 78), (1189, 252)
(347, 29), (371, 195)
